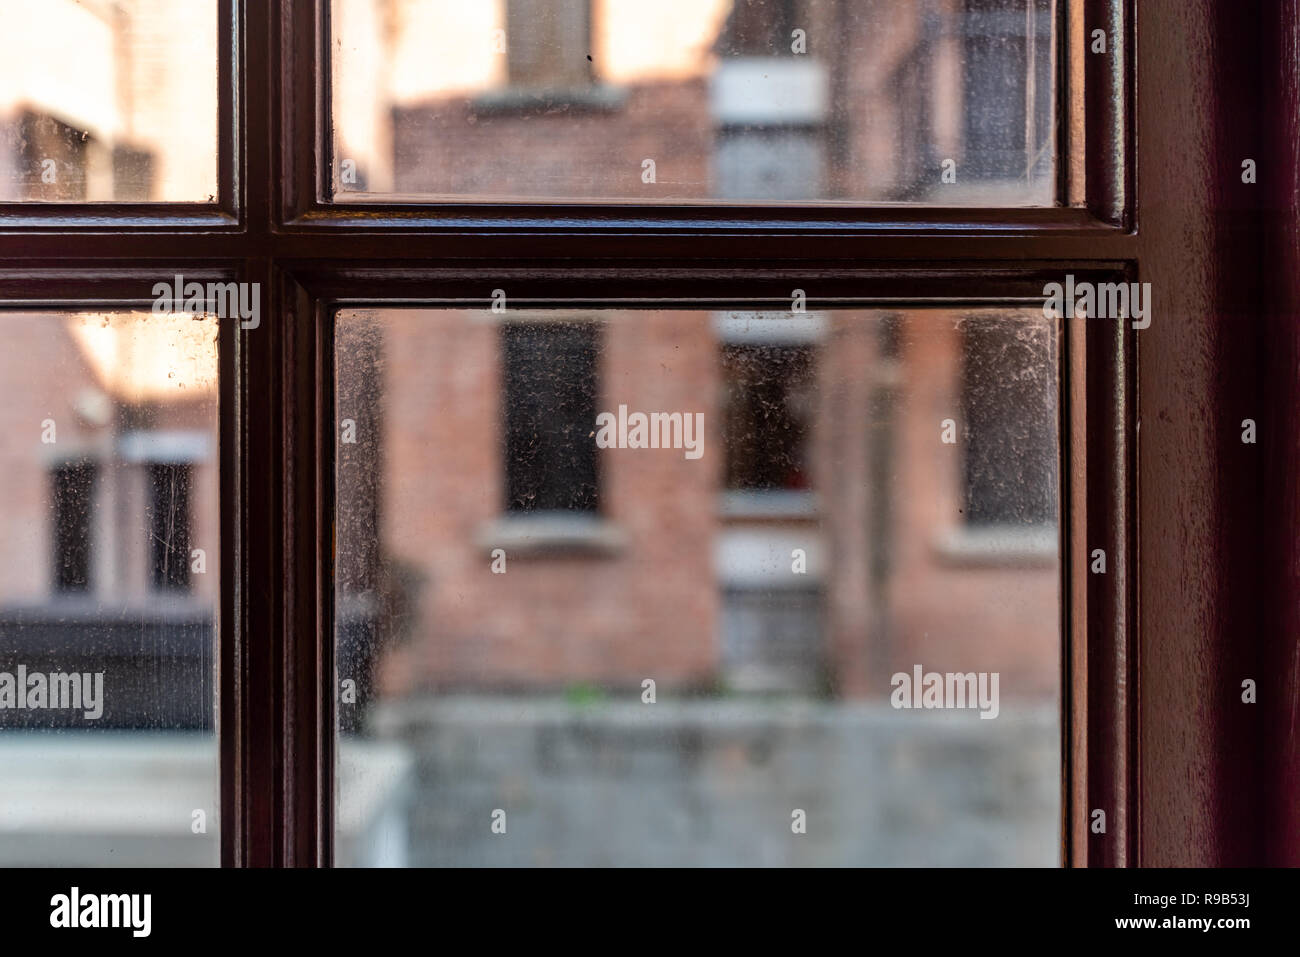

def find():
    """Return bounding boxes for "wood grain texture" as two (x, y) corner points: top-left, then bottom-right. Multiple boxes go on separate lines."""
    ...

(1262, 0), (1300, 869)
(1135, 0), (1223, 869)
(1137, 0), (1298, 866)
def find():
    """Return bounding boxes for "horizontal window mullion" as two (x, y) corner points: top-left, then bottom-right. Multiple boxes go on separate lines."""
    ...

(0, 232), (1139, 258)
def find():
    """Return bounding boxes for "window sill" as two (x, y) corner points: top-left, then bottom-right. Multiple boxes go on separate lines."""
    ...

(718, 489), (818, 521)
(0, 595), (209, 622)
(470, 84), (628, 116)
(118, 429), (212, 463)
(476, 513), (628, 556)
(931, 524), (1058, 567)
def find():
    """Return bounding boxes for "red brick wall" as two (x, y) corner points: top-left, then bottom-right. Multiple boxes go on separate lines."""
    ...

(370, 309), (719, 694)
(884, 313), (1060, 698)
(363, 308), (1060, 701)
(0, 314), (219, 606)
(393, 79), (714, 200)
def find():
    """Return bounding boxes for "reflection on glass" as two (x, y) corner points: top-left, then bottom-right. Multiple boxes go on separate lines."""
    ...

(0, 1), (218, 202)
(330, 0), (1056, 205)
(335, 307), (1061, 867)
(0, 312), (218, 866)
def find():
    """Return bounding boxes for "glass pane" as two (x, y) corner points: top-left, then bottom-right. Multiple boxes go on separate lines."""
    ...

(334, 306), (1061, 867)
(330, 0), (1056, 205)
(0, 1), (219, 202)
(0, 310), (218, 866)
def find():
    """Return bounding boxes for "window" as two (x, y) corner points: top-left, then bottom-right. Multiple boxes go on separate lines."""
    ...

(716, 314), (823, 690)
(148, 463), (192, 591)
(506, 0), (593, 89)
(332, 0), (1057, 203)
(51, 462), (96, 593)
(0, 311), (218, 865)
(716, 311), (824, 515)
(713, 0), (827, 200)
(336, 306), (1060, 863)
(0, 0), (219, 202)
(3, 0), (1292, 874)
(721, 343), (815, 493)
(960, 0), (1054, 185)
(959, 316), (1057, 528)
(503, 321), (601, 514)
(15, 113), (96, 202)
(719, 0), (808, 56)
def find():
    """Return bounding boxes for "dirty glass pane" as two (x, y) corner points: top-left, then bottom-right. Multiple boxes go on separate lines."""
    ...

(0, 1), (219, 202)
(334, 307), (1061, 867)
(330, 0), (1056, 205)
(0, 311), (218, 866)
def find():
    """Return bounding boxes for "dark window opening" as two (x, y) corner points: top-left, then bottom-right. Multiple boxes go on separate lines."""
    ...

(149, 463), (192, 591)
(959, 316), (1057, 526)
(719, 0), (803, 56)
(51, 462), (97, 593)
(503, 322), (600, 512)
(961, 0), (1053, 182)
(721, 344), (815, 491)
(16, 111), (92, 201)
(506, 0), (593, 88)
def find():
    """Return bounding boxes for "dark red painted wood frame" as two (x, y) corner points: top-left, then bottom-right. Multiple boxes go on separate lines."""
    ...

(0, 0), (1293, 868)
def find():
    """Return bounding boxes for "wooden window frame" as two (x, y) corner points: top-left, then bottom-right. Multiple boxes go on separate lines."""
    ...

(0, 0), (1294, 868)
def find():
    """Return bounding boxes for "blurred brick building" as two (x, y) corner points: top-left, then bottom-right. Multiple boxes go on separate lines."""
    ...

(0, 0), (1060, 720)
(333, 0), (1061, 705)
(0, 0), (220, 727)
(337, 305), (1060, 704)
(0, 0), (1064, 869)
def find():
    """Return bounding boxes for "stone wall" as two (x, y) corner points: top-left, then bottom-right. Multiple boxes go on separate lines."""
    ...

(366, 695), (1059, 867)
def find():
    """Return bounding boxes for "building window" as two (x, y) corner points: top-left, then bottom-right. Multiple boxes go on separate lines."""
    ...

(16, 112), (94, 202)
(148, 463), (192, 591)
(718, 0), (804, 55)
(960, 0), (1054, 182)
(503, 322), (600, 513)
(711, 0), (828, 201)
(506, 0), (592, 89)
(51, 462), (97, 593)
(721, 343), (815, 493)
(959, 316), (1057, 526)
